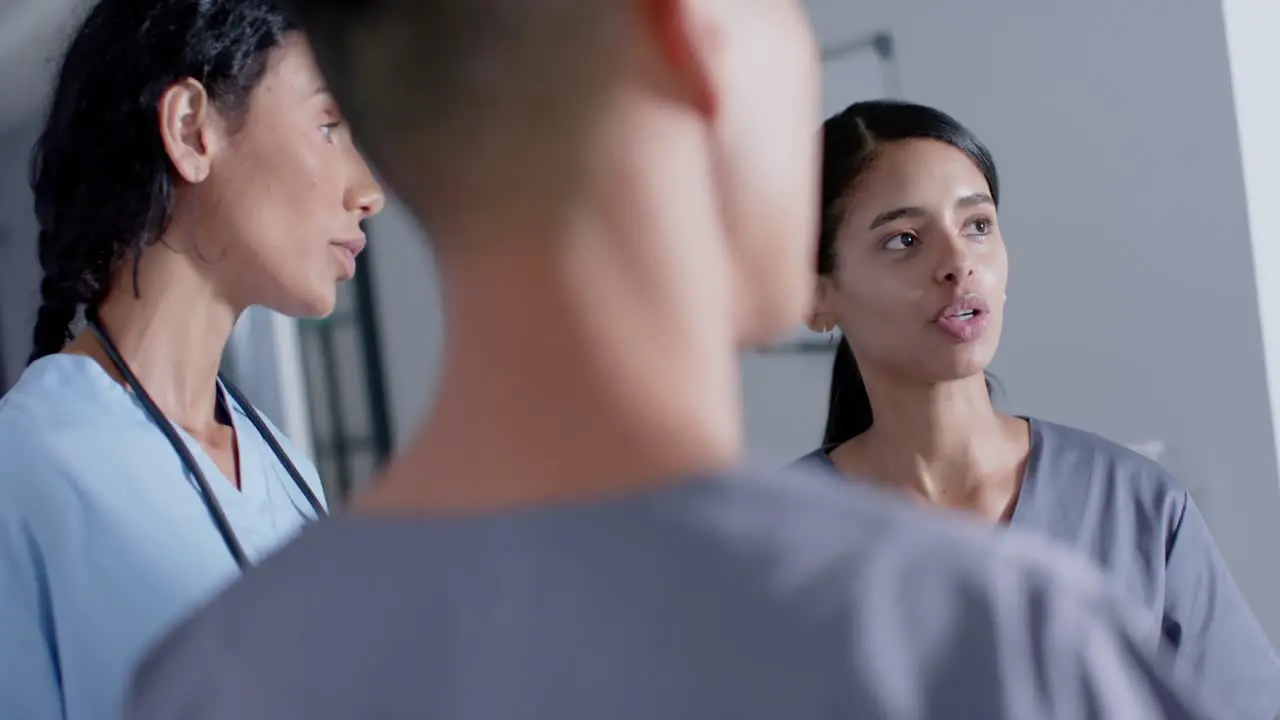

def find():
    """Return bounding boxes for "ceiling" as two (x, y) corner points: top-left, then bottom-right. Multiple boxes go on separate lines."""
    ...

(0, 0), (86, 134)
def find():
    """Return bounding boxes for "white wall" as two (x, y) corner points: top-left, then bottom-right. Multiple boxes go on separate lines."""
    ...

(360, 0), (1280, 639)
(1221, 0), (1280, 635)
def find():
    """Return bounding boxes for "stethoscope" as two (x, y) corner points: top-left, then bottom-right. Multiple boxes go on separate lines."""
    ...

(87, 310), (327, 570)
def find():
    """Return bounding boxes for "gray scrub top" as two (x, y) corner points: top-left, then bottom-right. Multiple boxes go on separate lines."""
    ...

(802, 416), (1280, 719)
(125, 465), (1203, 719)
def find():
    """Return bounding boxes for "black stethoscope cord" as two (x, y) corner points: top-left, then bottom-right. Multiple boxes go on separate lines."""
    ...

(86, 310), (326, 571)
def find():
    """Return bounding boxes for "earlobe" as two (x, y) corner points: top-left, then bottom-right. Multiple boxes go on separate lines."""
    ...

(157, 78), (215, 183)
(805, 279), (832, 333)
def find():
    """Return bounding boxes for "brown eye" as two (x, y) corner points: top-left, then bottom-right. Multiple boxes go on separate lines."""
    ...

(966, 218), (994, 236)
(883, 232), (918, 251)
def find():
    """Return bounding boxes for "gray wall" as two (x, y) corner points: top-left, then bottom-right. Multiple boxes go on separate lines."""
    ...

(0, 118), (41, 391)
(809, 0), (1280, 639)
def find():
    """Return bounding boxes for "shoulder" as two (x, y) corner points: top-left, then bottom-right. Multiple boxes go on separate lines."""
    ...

(0, 355), (109, 432)
(0, 356), (199, 529)
(1028, 416), (1187, 519)
(649, 464), (1116, 610)
(791, 447), (838, 473)
(705, 466), (1148, 632)
(124, 467), (1198, 718)
(732, 467), (1196, 715)
(1030, 417), (1170, 477)
(0, 358), (128, 516)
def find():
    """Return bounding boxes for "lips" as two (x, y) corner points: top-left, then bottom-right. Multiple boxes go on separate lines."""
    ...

(933, 293), (990, 342)
(331, 236), (365, 278)
(332, 236), (367, 258)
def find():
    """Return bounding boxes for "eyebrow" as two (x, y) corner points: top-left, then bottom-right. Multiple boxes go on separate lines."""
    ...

(867, 192), (995, 230)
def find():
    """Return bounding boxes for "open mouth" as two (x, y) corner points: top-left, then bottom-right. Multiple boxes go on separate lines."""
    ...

(933, 295), (990, 341)
(936, 293), (990, 323)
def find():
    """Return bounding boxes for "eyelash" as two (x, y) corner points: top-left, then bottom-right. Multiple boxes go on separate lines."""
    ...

(968, 217), (994, 235)
(320, 120), (343, 143)
(882, 232), (918, 251)
(880, 216), (995, 250)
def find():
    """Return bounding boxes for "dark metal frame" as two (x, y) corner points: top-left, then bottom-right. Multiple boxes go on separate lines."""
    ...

(353, 247), (393, 461)
(820, 31), (899, 95)
(298, 233), (394, 499)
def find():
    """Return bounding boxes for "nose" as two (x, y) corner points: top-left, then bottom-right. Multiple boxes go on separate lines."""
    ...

(345, 152), (387, 220)
(933, 232), (974, 285)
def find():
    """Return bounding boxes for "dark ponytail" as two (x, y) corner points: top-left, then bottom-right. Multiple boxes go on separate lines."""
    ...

(822, 337), (871, 447)
(822, 336), (1001, 447)
(818, 100), (1001, 447)
(26, 0), (297, 364)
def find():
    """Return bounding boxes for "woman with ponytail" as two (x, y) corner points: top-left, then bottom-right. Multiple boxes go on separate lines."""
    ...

(802, 99), (1279, 718)
(0, 1), (383, 717)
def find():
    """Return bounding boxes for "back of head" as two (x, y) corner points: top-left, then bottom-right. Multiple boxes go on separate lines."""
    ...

(280, 0), (626, 235)
(29, 0), (296, 362)
(286, 0), (824, 350)
(817, 100), (1000, 446)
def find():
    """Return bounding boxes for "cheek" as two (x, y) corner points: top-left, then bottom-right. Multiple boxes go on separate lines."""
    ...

(979, 240), (1010, 297)
(209, 174), (335, 288)
(239, 169), (333, 245)
(235, 128), (331, 205)
(834, 271), (923, 347)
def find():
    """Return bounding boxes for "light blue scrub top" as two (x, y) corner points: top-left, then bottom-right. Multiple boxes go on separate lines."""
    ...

(0, 354), (327, 720)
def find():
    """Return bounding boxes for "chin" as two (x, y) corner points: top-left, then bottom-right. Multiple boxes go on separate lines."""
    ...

(933, 351), (995, 383)
(272, 285), (337, 319)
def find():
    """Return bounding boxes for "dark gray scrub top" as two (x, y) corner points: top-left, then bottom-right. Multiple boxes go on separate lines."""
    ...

(802, 416), (1280, 719)
(125, 464), (1204, 719)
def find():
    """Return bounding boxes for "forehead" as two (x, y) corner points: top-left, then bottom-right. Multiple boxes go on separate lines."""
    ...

(250, 34), (327, 103)
(846, 139), (990, 216)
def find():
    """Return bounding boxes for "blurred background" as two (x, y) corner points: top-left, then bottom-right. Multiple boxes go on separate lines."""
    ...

(2, 0), (1278, 641)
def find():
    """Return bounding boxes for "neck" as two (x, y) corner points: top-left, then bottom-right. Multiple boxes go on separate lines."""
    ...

(853, 370), (1012, 502)
(360, 217), (742, 514)
(71, 246), (240, 430)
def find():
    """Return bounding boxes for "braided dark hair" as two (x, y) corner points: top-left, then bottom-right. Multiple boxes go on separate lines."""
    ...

(28, 0), (298, 362)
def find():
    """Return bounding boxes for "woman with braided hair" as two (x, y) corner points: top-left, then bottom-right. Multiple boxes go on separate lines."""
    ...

(0, 0), (383, 718)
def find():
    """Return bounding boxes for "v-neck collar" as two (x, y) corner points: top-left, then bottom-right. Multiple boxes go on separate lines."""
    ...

(815, 416), (1044, 527)
(170, 379), (267, 509)
(1006, 416), (1044, 528)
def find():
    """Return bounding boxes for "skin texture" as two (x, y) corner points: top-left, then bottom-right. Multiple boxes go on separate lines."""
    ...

(810, 138), (1027, 520)
(353, 0), (824, 512)
(815, 138), (1008, 384)
(66, 35), (384, 487)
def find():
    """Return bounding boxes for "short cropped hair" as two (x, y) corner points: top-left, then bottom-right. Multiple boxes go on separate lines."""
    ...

(285, 0), (625, 226)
